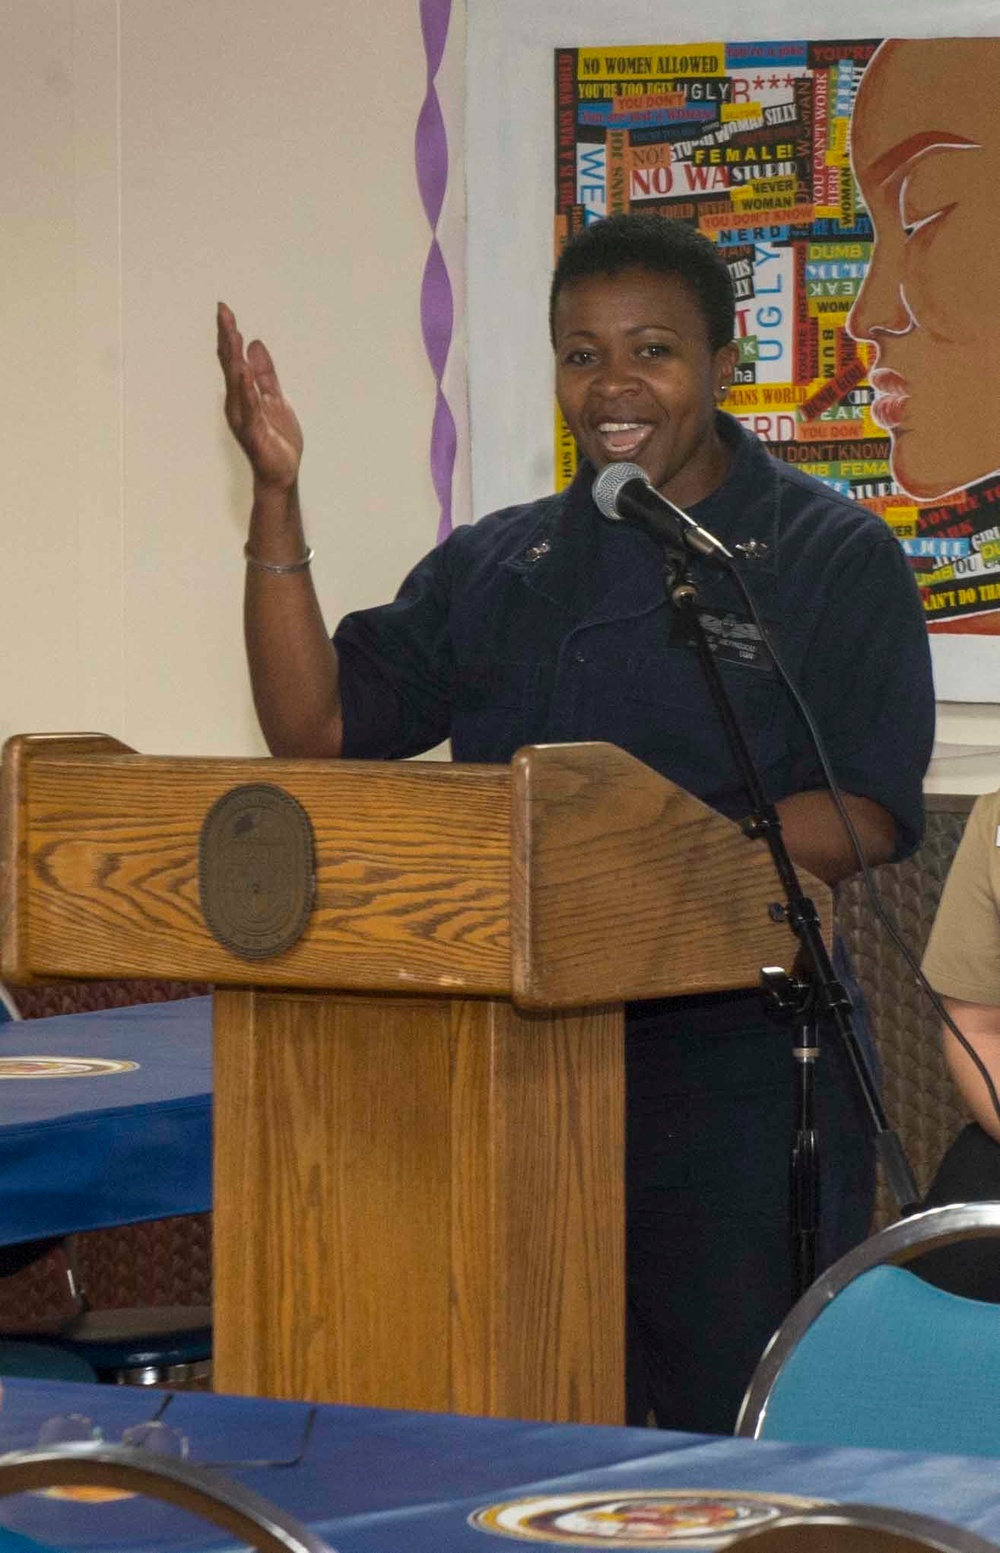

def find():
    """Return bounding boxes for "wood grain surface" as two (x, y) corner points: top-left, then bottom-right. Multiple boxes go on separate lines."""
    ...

(511, 742), (832, 1006)
(1, 733), (134, 982)
(1, 740), (510, 992)
(213, 988), (624, 1422)
(2, 736), (827, 1003)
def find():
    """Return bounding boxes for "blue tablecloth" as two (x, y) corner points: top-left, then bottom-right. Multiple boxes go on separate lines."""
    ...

(0, 1000), (212, 1245)
(0, 1382), (997, 1551)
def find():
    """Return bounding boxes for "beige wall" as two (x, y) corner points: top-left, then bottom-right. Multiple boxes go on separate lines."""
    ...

(1, 0), (461, 756)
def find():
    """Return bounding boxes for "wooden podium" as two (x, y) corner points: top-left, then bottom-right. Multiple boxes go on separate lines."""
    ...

(0, 734), (829, 1423)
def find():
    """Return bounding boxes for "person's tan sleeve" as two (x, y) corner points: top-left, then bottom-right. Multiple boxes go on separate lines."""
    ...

(922, 792), (1000, 1004)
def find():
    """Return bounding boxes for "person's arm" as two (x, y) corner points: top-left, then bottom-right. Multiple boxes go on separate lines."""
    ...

(779, 511), (935, 872)
(217, 302), (343, 757)
(922, 795), (1000, 1144)
(941, 998), (1000, 1145)
(775, 788), (898, 886)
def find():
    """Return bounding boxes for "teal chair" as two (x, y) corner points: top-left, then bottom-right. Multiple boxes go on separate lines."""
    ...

(736, 1203), (1000, 1458)
(0, 1343), (96, 1384)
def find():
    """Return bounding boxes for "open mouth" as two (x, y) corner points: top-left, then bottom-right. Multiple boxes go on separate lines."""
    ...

(869, 368), (910, 433)
(592, 420), (654, 459)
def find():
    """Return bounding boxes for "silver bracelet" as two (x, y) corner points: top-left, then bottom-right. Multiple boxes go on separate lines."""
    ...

(244, 543), (314, 574)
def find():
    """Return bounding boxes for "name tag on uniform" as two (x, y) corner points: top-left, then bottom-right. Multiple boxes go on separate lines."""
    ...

(670, 610), (775, 671)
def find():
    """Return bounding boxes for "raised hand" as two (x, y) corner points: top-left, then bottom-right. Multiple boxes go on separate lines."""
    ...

(217, 302), (303, 492)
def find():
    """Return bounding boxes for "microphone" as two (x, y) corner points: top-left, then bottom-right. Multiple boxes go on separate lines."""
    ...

(592, 462), (733, 568)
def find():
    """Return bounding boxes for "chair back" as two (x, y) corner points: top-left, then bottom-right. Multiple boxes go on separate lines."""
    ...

(738, 1203), (1000, 1457)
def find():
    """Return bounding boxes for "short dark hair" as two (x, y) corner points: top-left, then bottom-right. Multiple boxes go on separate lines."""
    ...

(549, 213), (735, 353)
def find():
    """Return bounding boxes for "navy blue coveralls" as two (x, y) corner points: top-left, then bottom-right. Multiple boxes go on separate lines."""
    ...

(334, 414), (935, 1433)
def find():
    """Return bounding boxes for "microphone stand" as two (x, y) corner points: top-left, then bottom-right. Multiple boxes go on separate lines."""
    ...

(658, 535), (919, 1299)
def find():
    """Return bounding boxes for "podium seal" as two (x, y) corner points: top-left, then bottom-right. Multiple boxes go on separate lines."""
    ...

(199, 783), (315, 958)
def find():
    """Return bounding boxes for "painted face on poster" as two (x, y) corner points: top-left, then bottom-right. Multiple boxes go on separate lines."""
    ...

(848, 38), (1000, 503)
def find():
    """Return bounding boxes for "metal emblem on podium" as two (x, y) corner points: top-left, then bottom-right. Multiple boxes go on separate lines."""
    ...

(199, 783), (315, 958)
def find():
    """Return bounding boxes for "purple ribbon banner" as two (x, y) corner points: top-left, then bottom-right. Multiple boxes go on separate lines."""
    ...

(416, 0), (458, 542)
